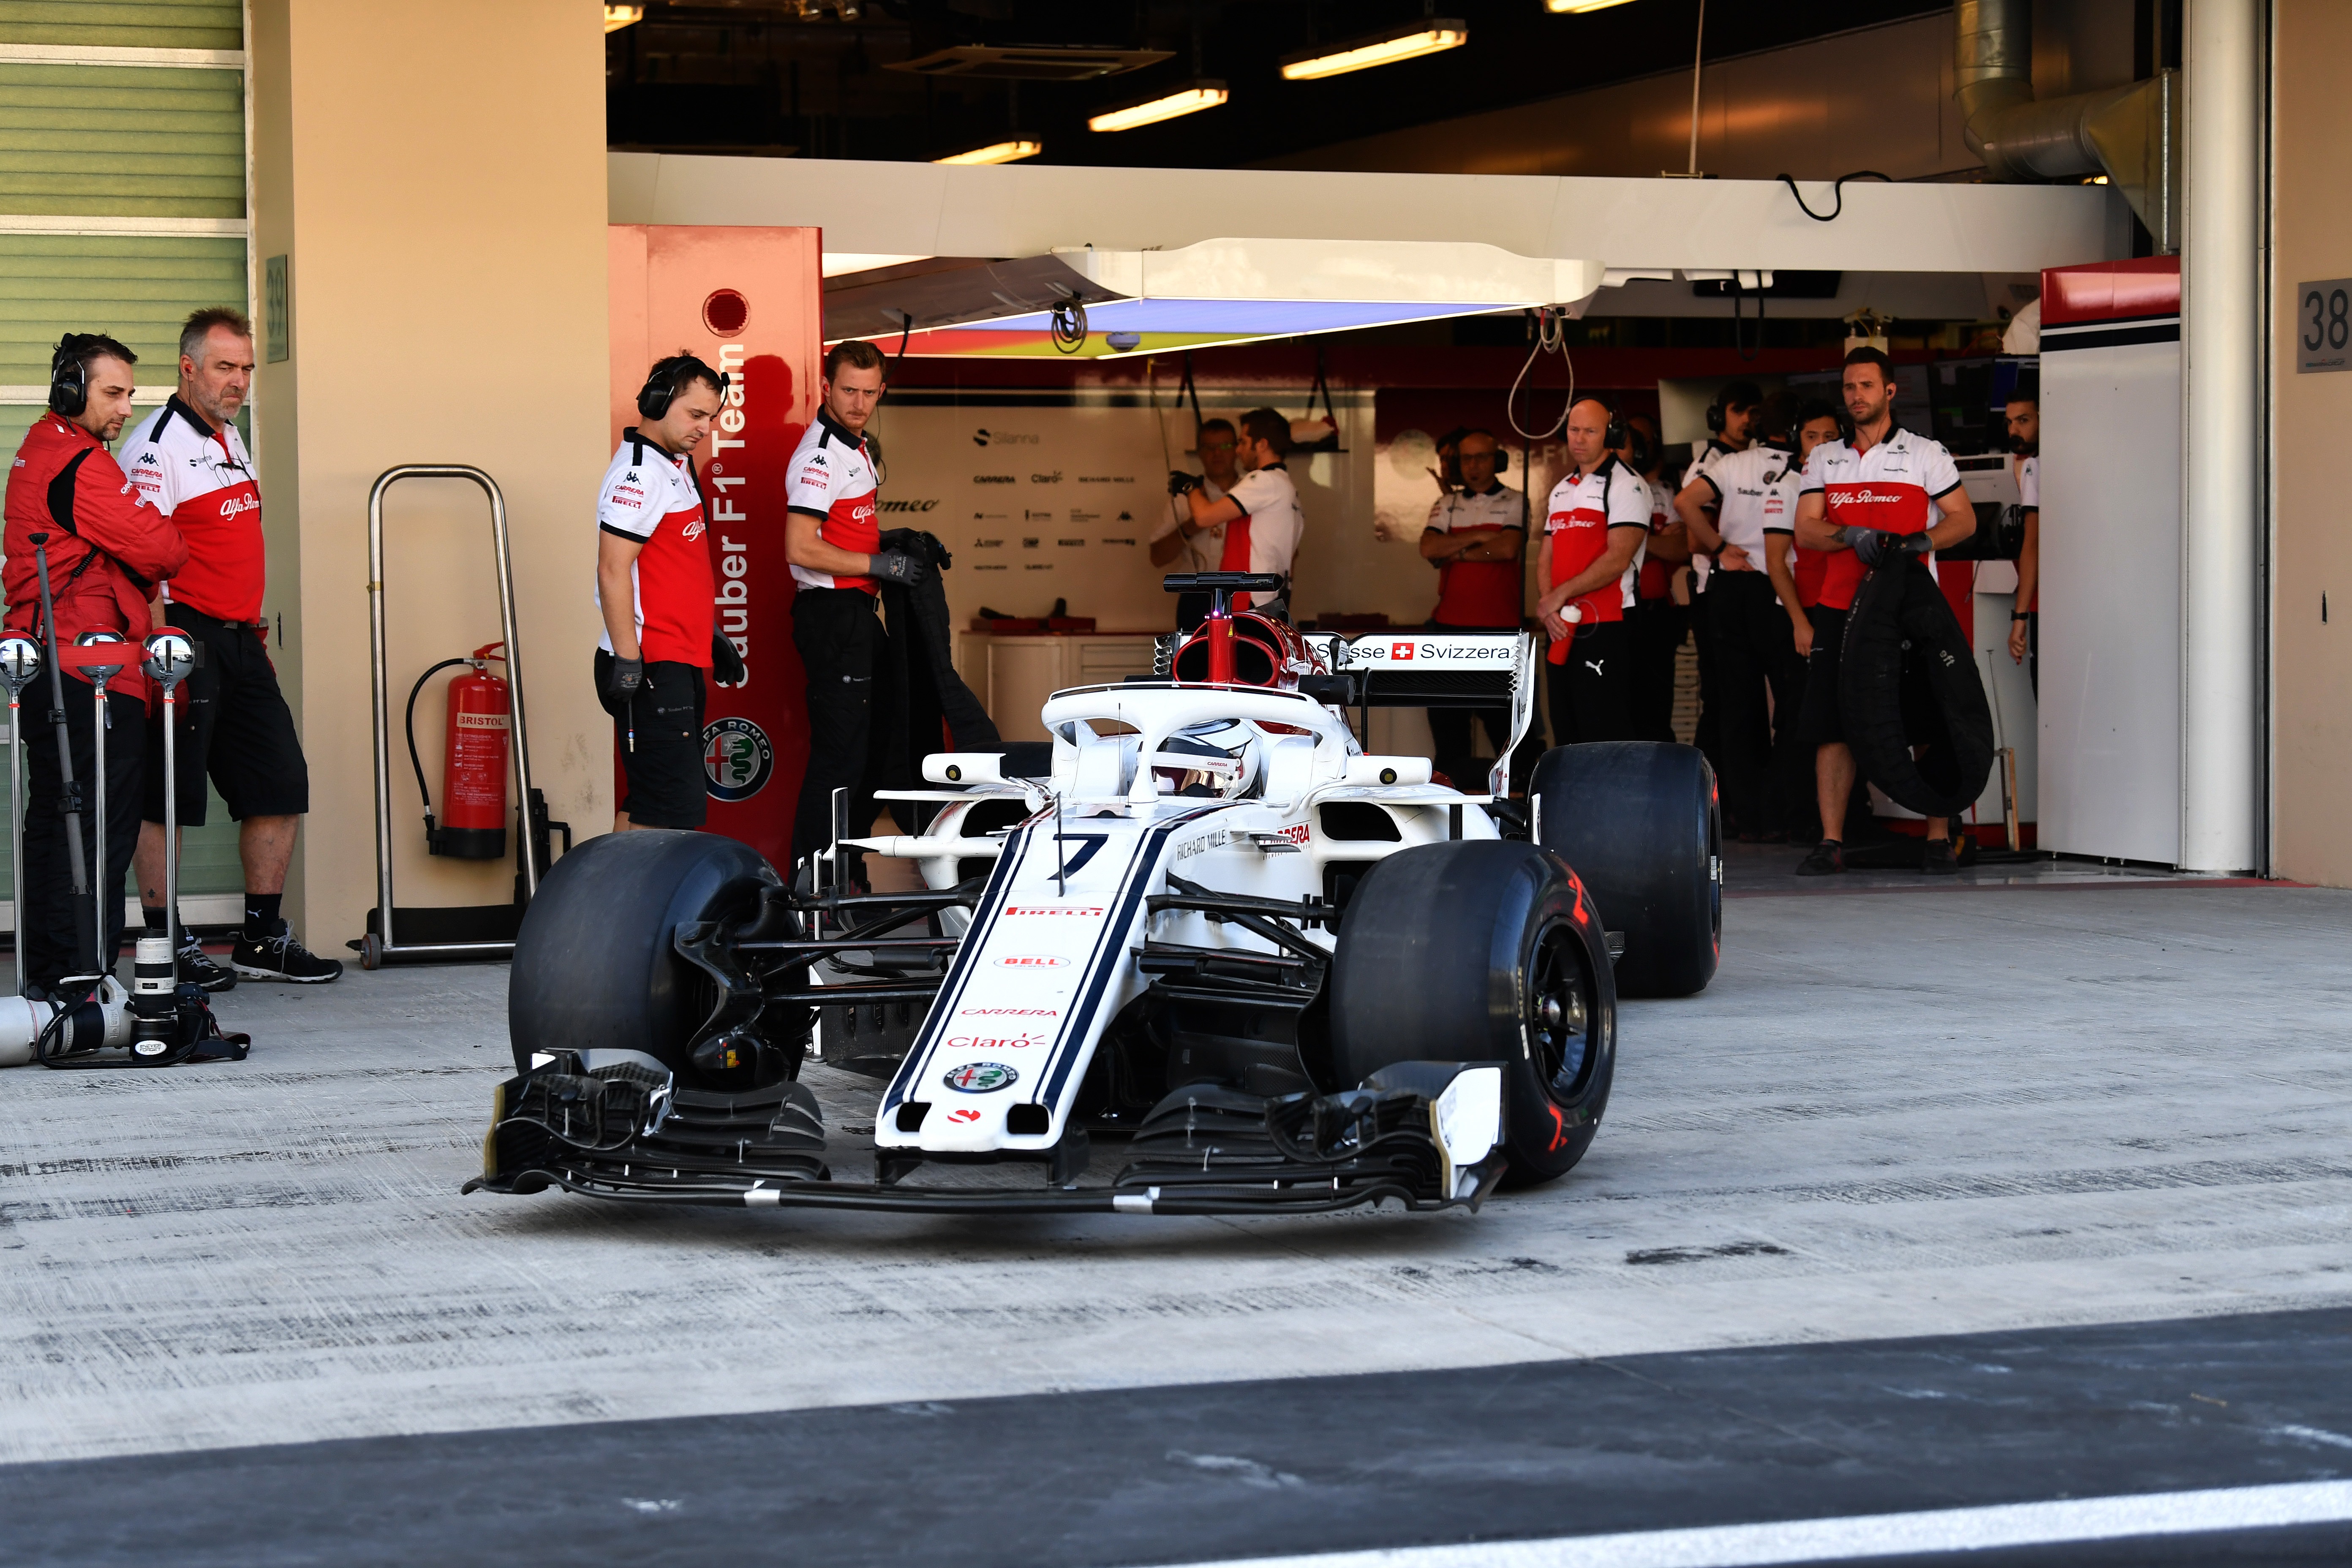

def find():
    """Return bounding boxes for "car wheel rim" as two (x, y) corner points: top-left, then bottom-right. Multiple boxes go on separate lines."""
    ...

(1527, 922), (1594, 1103)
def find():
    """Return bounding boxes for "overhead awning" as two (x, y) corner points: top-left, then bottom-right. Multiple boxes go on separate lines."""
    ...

(822, 237), (1607, 358)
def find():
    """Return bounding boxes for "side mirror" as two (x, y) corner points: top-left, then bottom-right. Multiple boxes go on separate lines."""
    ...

(1343, 756), (1432, 787)
(923, 752), (1006, 787)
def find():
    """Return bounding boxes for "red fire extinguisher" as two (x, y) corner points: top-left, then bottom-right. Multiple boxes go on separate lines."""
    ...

(406, 642), (510, 859)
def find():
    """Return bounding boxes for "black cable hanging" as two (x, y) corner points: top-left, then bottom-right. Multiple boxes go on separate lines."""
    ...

(1776, 170), (1895, 223)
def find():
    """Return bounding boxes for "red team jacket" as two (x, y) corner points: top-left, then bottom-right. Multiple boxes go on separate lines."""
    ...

(3, 413), (188, 709)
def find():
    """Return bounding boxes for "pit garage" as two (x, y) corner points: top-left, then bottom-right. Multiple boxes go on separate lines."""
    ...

(5, 0), (2352, 1564)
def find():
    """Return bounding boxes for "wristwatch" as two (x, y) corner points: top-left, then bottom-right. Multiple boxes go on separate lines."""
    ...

(2011, 612), (2031, 621)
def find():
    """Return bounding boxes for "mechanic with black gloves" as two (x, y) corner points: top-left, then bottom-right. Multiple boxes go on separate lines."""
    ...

(3, 333), (189, 997)
(786, 340), (926, 876)
(126, 307), (340, 987)
(2003, 380), (2040, 691)
(1790, 347), (1974, 877)
(596, 351), (740, 833)
(1167, 407), (1306, 620)
(1150, 416), (1237, 574)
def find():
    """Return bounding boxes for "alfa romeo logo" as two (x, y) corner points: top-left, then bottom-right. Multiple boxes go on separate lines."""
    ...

(702, 717), (773, 802)
(942, 1062), (1018, 1094)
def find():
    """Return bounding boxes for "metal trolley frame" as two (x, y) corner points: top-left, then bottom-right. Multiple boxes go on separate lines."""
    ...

(363, 465), (542, 967)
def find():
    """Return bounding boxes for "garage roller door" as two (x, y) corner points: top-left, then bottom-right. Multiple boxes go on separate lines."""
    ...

(0, 0), (254, 928)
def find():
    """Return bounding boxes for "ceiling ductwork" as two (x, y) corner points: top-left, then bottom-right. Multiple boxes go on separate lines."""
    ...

(1955, 0), (2178, 251)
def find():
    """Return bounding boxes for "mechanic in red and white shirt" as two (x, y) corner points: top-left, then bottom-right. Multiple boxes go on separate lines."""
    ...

(597, 351), (738, 833)
(125, 307), (339, 985)
(1171, 407), (1306, 618)
(1790, 347), (1975, 876)
(1620, 414), (1690, 744)
(1535, 398), (1650, 746)
(1418, 427), (1526, 782)
(1150, 416), (1236, 577)
(783, 339), (931, 871)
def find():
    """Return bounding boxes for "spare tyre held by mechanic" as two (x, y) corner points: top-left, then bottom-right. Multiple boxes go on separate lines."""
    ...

(126, 308), (340, 986)
(1534, 397), (1650, 746)
(785, 340), (929, 878)
(1790, 347), (1974, 877)
(3, 334), (188, 996)
(596, 351), (738, 835)
(1167, 406), (1306, 620)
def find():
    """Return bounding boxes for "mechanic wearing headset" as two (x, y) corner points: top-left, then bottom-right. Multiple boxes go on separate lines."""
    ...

(2, 334), (188, 997)
(125, 307), (339, 988)
(1791, 347), (1975, 877)
(2002, 381), (2040, 691)
(1676, 407), (1810, 841)
(596, 351), (743, 835)
(1535, 397), (1650, 746)
(784, 339), (930, 876)
(1619, 414), (1688, 743)
(1682, 380), (1762, 776)
(1417, 428), (1526, 783)
(1168, 407), (1306, 620)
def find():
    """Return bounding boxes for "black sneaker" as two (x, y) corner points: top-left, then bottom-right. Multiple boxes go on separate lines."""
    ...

(177, 936), (237, 993)
(231, 920), (344, 984)
(1795, 838), (1846, 877)
(1922, 837), (1960, 876)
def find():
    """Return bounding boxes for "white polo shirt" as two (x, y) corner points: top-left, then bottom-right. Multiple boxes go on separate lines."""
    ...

(1695, 442), (1803, 566)
(1222, 463), (1305, 582)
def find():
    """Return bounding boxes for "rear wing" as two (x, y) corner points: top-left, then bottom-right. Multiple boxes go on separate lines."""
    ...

(1151, 629), (1538, 797)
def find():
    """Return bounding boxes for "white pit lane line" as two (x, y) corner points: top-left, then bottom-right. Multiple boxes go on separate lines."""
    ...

(1141, 1480), (2352, 1568)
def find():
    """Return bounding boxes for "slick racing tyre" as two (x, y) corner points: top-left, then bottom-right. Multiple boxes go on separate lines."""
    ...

(1840, 563), (1995, 819)
(1329, 841), (1615, 1185)
(1529, 741), (1719, 999)
(508, 829), (785, 1081)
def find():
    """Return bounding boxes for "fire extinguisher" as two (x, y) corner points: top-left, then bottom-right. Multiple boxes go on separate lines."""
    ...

(406, 642), (510, 859)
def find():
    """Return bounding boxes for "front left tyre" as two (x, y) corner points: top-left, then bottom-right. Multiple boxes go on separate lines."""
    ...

(1327, 840), (1616, 1184)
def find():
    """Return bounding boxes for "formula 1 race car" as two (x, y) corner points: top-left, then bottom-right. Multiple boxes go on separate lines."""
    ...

(468, 574), (1718, 1219)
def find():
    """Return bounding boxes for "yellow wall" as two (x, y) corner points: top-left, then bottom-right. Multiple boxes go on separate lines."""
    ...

(2271, 0), (2352, 885)
(249, 0), (612, 942)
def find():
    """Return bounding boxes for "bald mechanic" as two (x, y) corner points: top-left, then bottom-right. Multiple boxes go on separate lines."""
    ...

(124, 308), (340, 985)
(1168, 407), (1306, 620)
(785, 340), (930, 877)
(597, 351), (742, 835)
(1791, 348), (1975, 876)
(4, 335), (188, 996)
(1418, 428), (1525, 780)
(1535, 398), (1649, 746)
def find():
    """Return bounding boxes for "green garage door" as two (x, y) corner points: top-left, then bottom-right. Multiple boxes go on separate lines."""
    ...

(0, 2), (253, 923)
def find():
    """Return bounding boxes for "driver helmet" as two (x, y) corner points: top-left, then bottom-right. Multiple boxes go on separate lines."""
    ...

(1151, 720), (1262, 798)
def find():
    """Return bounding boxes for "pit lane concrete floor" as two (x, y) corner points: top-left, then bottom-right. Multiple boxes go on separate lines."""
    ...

(3, 864), (2349, 1564)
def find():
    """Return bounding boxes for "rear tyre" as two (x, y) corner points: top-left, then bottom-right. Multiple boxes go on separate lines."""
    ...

(508, 829), (783, 1081)
(1529, 741), (1719, 998)
(1329, 841), (1615, 1184)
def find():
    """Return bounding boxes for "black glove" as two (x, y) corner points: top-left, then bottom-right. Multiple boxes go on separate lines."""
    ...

(869, 549), (926, 586)
(710, 632), (746, 686)
(1847, 528), (1897, 567)
(1894, 530), (1934, 558)
(603, 655), (644, 702)
(1167, 470), (1202, 498)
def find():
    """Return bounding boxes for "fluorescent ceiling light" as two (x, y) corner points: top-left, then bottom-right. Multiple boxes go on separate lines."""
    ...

(1089, 82), (1228, 133)
(603, 5), (643, 32)
(934, 140), (1043, 166)
(1544, 0), (1636, 13)
(1280, 20), (1467, 81)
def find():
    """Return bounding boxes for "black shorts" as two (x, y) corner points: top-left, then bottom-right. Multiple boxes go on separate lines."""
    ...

(1797, 590), (1940, 751)
(596, 651), (707, 829)
(143, 604), (310, 827)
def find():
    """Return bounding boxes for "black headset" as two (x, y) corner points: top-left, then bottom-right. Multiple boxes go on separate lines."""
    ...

(1458, 428), (1509, 474)
(48, 333), (95, 417)
(636, 353), (731, 422)
(1705, 380), (1764, 436)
